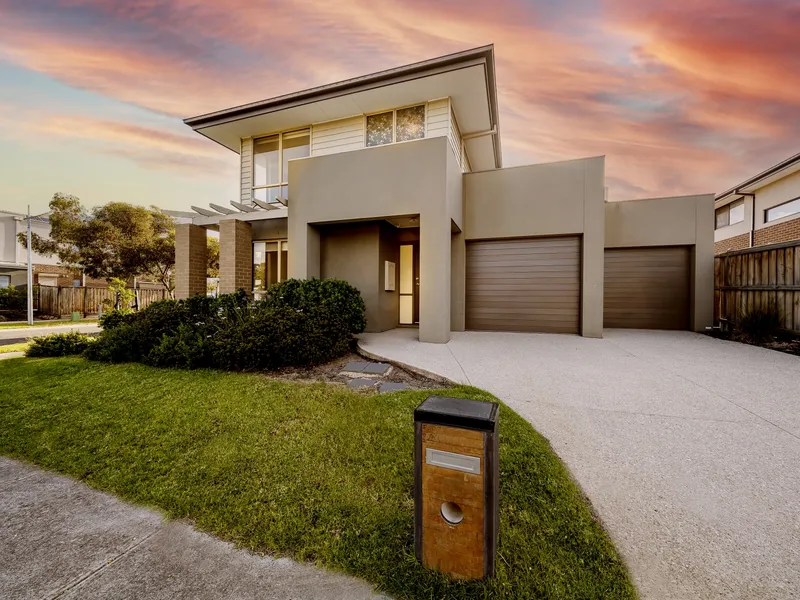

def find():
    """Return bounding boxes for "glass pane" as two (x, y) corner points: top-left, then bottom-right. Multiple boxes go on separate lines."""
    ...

(265, 246), (279, 287)
(399, 296), (413, 325)
(399, 245), (413, 294)
(253, 136), (279, 187)
(396, 105), (425, 142)
(715, 208), (728, 229)
(280, 247), (288, 282)
(729, 201), (745, 225)
(765, 198), (800, 222)
(282, 132), (310, 183)
(253, 242), (266, 291)
(366, 112), (393, 147)
(253, 187), (282, 205)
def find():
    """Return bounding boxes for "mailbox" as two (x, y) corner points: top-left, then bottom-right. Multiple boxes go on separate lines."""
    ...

(414, 395), (499, 580)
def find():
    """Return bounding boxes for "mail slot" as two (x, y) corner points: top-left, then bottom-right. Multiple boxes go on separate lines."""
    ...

(414, 395), (499, 580)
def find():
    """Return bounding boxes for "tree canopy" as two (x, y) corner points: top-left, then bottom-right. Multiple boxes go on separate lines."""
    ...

(21, 194), (177, 295)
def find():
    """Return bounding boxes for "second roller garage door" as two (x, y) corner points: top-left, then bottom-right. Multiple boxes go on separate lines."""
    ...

(604, 246), (691, 330)
(466, 236), (581, 333)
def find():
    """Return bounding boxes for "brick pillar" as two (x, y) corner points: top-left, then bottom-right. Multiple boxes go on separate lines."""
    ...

(219, 219), (253, 295)
(175, 224), (207, 299)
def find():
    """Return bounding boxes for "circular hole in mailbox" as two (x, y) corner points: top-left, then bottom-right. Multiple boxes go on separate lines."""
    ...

(440, 501), (464, 525)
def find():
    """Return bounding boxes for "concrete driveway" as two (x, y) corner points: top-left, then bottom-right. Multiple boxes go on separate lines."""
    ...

(360, 328), (800, 599)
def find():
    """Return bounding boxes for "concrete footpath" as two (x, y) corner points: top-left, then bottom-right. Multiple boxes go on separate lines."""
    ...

(0, 457), (385, 600)
(0, 323), (100, 344)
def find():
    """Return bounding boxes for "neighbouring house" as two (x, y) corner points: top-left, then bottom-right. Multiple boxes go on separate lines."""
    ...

(178, 45), (714, 342)
(0, 210), (85, 288)
(714, 152), (800, 255)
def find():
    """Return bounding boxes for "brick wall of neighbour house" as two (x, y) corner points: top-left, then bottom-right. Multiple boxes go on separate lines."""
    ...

(754, 216), (800, 247)
(175, 224), (208, 299)
(219, 219), (253, 295)
(714, 233), (751, 255)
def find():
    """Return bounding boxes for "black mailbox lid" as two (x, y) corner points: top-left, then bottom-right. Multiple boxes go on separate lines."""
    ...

(414, 396), (499, 432)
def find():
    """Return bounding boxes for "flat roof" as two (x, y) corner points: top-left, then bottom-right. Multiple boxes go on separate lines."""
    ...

(184, 45), (501, 171)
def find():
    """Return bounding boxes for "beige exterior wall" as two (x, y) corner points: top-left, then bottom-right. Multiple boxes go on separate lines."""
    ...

(463, 156), (606, 338)
(318, 221), (399, 333)
(605, 193), (715, 331)
(240, 138), (253, 205)
(289, 136), (456, 342)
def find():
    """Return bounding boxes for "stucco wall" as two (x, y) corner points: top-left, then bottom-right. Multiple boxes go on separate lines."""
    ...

(289, 136), (453, 342)
(251, 217), (288, 241)
(605, 193), (715, 331)
(463, 156), (606, 338)
(378, 222), (400, 332)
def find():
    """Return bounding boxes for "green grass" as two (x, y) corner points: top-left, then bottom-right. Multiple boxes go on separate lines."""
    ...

(0, 342), (29, 354)
(0, 319), (98, 330)
(0, 358), (636, 599)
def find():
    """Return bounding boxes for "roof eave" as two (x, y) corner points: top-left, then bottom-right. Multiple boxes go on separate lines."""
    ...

(716, 152), (800, 202)
(183, 45), (497, 131)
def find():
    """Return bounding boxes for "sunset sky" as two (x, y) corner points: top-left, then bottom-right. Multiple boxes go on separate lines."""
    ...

(0, 0), (797, 214)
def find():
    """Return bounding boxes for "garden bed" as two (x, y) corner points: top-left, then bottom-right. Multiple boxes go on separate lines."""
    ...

(0, 357), (636, 599)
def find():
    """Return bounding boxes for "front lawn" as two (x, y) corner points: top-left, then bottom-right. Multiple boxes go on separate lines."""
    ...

(0, 342), (29, 354)
(0, 358), (636, 599)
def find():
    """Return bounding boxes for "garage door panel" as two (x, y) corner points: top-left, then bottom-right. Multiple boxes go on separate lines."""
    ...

(466, 236), (581, 334)
(604, 247), (690, 330)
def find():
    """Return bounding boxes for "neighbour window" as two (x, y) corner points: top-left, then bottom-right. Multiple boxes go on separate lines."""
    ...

(366, 105), (425, 147)
(253, 240), (288, 293)
(0, 275), (10, 289)
(715, 199), (745, 229)
(252, 130), (309, 205)
(765, 197), (800, 223)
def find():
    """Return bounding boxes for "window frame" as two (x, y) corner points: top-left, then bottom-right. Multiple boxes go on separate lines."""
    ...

(252, 238), (289, 294)
(251, 128), (310, 203)
(364, 103), (427, 148)
(764, 196), (800, 223)
(715, 199), (745, 230)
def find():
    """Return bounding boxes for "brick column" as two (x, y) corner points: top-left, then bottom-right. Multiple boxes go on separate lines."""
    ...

(219, 219), (253, 295)
(175, 224), (207, 299)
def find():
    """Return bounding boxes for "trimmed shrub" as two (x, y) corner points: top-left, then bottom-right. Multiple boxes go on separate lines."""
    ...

(26, 332), (96, 358)
(264, 279), (367, 334)
(99, 309), (134, 330)
(737, 304), (781, 343)
(85, 286), (363, 372)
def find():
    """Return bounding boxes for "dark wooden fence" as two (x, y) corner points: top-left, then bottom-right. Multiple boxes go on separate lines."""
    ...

(714, 240), (800, 332)
(36, 287), (169, 317)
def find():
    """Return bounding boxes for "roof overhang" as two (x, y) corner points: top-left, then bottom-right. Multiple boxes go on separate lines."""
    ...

(716, 152), (800, 207)
(184, 45), (501, 171)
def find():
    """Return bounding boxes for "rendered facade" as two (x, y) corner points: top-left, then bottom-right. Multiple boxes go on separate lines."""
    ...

(714, 153), (800, 255)
(177, 45), (714, 342)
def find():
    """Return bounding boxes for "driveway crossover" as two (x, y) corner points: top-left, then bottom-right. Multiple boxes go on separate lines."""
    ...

(360, 328), (800, 599)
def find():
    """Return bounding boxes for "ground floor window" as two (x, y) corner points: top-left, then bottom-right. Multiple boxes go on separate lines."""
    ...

(253, 240), (288, 292)
(0, 275), (10, 288)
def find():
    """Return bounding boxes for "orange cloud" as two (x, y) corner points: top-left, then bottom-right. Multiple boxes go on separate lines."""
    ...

(0, 0), (796, 201)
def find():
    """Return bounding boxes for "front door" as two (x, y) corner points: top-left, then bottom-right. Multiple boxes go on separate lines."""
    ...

(399, 243), (420, 325)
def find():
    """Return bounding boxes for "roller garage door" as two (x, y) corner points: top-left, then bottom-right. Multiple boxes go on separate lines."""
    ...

(604, 246), (691, 330)
(466, 236), (581, 333)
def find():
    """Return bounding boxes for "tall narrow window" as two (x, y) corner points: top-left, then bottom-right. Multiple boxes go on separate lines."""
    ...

(252, 130), (309, 205)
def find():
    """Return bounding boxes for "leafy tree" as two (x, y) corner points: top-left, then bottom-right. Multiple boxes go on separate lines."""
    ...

(207, 236), (220, 278)
(20, 193), (177, 297)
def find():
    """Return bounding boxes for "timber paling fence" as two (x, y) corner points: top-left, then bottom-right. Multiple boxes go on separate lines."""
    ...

(35, 286), (168, 317)
(714, 240), (800, 333)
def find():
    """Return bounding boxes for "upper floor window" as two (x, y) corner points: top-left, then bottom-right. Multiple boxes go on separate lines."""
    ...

(366, 105), (425, 147)
(252, 129), (309, 205)
(715, 199), (745, 229)
(765, 197), (800, 223)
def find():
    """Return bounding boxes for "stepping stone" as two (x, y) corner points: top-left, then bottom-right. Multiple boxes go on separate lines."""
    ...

(379, 382), (410, 393)
(342, 361), (370, 373)
(347, 378), (377, 389)
(362, 362), (391, 375)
